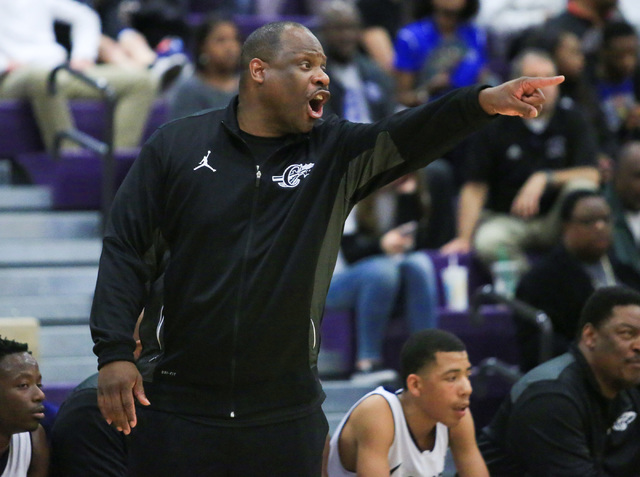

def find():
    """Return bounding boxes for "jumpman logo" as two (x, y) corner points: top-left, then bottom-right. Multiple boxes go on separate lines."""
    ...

(193, 150), (216, 173)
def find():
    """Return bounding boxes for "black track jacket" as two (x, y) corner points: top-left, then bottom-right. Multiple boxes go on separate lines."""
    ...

(90, 86), (493, 424)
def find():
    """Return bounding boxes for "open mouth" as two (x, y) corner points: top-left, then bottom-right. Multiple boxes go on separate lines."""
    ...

(308, 91), (330, 119)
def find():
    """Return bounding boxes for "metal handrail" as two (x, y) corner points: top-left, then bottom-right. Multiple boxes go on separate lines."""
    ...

(470, 284), (554, 368)
(47, 64), (117, 220)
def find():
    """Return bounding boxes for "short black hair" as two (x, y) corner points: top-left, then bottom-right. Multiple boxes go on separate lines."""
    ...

(240, 21), (310, 78)
(578, 286), (640, 334)
(193, 14), (236, 73)
(414, 0), (480, 22)
(0, 336), (29, 362)
(400, 329), (466, 385)
(603, 20), (637, 49)
(560, 189), (603, 223)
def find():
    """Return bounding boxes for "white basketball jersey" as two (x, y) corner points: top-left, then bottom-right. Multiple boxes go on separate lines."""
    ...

(1, 432), (31, 477)
(328, 386), (448, 477)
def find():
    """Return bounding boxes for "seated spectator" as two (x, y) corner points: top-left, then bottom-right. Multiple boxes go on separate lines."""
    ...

(515, 189), (640, 370)
(318, 1), (397, 123)
(0, 336), (49, 477)
(318, 1), (457, 247)
(478, 285), (640, 476)
(327, 173), (439, 382)
(87, 0), (190, 90)
(326, 329), (489, 477)
(355, 0), (414, 74)
(393, 0), (493, 107)
(441, 49), (599, 274)
(605, 140), (640, 276)
(543, 0), (626, 67)
(525, 28), (618, 182)
(591, 20), (640, 145)
(217, 0), (322, 15)
(168, 15), (241, 120)
(0, 0), (158, 153)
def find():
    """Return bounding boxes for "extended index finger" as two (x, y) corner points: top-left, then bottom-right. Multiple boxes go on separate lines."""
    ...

(524, 75), (565, 90)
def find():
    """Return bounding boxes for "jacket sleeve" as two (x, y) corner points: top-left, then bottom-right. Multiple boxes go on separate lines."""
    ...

(338, 85), (494, 203)
(90, 130), (167, 368)
(506, 392), (612, 477)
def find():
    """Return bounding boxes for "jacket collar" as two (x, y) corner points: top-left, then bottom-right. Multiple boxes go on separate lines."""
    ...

(221, 95), (315, 145)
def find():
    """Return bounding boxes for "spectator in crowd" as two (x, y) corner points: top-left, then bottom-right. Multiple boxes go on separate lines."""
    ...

(168, 15), (241, 120)
(592, 20), (640, 145)
(0, 336), (49, 477)
(544, 0), (625, 62)
(478, 285), (640, 476)
(327, 329), (489, 477)
(393, 0), (493, 107)
(515, 189), (640, 370)
(89, 19), (564, 475)
(441, 49), (599, 273)
(218, 0), (324, 15)
(85, 0), (190, 80)
(0, 0), (158, 153)
(355, 0), (415, 73)
(606, 140), (640, 276)
(524, 28), (618, 181)
(328, 173), (439, 382)
(476, 0), (566, 40)
(317, 1), (397, 123)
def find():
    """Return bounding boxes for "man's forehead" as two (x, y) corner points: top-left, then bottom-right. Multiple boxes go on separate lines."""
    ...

(607, 305), (640, 327)
(0, 352), (37, 376)
(280, 27), (325, 57)
(429, 350), (471, 372)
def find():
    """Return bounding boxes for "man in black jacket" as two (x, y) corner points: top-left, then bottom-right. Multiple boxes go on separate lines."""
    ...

(478, 285), (640, 476)
(91, 20), (564, 476)
(516, 189), (640, 370)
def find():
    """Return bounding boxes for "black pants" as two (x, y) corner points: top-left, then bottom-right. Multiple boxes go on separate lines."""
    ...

(127, 406), (328, 477)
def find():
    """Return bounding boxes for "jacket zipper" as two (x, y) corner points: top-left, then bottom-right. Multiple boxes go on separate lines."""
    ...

(229, 164), (262, 418)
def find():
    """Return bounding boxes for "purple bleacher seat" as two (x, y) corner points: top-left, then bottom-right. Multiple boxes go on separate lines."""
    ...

(0, 99), (168, 159)
(0, 100), (45, 156)
(319, 250), (514, 378)
(16, 149), (138, 210)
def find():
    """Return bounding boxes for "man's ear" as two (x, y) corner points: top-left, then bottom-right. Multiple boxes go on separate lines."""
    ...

(249, 58), (267, 84)
(406, 373), (422, 397)
(582, 323), (597, 349)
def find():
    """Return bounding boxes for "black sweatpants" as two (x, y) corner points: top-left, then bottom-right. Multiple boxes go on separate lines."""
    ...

(126, 406), (328, 476)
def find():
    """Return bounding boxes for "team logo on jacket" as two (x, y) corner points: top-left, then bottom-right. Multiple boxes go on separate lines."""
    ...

(272, 163), (315, 188)
(612, 411), (637, 431)
(193, 150), (216, 173)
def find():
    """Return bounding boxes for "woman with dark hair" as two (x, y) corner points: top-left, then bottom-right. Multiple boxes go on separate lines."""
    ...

(167, 15), (241, 120)
(393, 0), (493, 107)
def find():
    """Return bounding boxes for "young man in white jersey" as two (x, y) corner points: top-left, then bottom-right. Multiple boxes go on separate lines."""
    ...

(327, 329), (488, 477)
(0, 336), (48, 477)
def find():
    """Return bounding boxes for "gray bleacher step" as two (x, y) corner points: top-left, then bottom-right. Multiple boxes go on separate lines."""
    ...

(0, 185), (52, 211)
(0, 211), (102, 239)
(0, 294), (92, 324)
(40, 325), (93, 359)
(39, 356), (97, 386)
(0, 238), (102, 267)
(0, 266), (98, 296)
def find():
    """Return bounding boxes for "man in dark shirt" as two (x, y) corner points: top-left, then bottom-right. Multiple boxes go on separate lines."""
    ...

(478, 285), (640, 476)
(516, 189), (640, 370)
(441, 48), (599, 273)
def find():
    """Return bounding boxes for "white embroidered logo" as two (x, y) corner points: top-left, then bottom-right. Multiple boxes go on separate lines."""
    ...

(193, 150), (216, 173)
(272, 163), (314, 188)
(612, 411), (637, 431)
